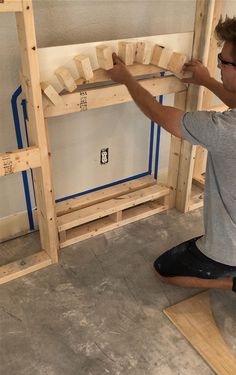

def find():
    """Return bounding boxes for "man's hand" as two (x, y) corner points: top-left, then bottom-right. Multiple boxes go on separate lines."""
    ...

(107, 53), (133, 84)
(182, 59), (212, 86)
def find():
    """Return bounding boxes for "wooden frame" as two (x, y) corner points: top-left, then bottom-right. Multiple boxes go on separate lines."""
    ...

(0, 0), (222, 283)
(176, 0), (224, 212)
(0, 0), (58, 284)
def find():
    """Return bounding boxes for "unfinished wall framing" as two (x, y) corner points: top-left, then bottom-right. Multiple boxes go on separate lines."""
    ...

(0, 0), (223, 284)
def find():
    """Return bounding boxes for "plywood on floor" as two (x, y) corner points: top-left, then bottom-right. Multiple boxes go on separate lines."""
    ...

(164, 291), (236, 375)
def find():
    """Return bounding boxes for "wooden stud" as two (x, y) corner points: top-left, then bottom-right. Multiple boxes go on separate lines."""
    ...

(96, 45), (113, 70)
(0, 251), (52, 285)
(74, 54), (93, 80)
(41, 81), (63, 105)
(0, 147), (41, 176)
(134, 41), (153, 65)
(16, 0), (59, 263)
(55, 66), (77, 93)
(167, 90), (187, 208)
(44, 75), (186, 118)
(118, 41), (135, 65)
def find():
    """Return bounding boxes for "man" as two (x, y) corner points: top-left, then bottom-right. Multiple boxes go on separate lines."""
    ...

(108, 17), (236, 292)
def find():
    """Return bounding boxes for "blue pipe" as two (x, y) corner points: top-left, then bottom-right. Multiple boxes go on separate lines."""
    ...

(11, 87), (35, 230)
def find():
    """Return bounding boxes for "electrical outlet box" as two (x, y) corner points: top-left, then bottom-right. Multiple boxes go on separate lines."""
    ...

(100, 148), (109, 164)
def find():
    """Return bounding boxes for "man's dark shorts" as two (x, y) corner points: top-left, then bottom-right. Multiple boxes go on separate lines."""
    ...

(153, 237), (236, 279)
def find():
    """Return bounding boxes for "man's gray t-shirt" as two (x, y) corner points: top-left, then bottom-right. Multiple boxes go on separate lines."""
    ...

(181, 109), (236, 266)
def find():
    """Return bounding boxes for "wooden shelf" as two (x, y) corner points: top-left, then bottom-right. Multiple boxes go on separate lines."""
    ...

(57, 176), (169, 248)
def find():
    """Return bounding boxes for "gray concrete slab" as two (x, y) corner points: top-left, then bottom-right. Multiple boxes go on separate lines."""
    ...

(0, 208), (219, 375)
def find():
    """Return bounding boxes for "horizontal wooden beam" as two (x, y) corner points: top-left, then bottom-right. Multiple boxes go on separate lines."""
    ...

(0, 146), (41, 176)
(58, 184), (169, 232)
(56, 175), (156, 216)
(0, 251), (52, 285)
(44, 75), (186, 118)
(0, 0), (23, 12)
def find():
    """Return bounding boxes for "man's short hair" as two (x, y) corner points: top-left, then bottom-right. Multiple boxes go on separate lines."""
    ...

(215, 16), (236, 61)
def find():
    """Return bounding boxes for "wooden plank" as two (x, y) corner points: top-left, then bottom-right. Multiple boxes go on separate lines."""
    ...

(176, 0), (215, 212)
(74, 64), (163, 87)
(164, 292), (236, 375)
(176, 141), (196, 212)
(0, 146), (40, 176)
(58, 184), (169, 232)
(44, 76), (186, 118)
(41, 81), (63, 105)
(0, 0), (23, 12)
(167, 91), (186, 209)
(0, 251), (52, 285)
(60, 200), (167, 248)
(56, 175), (156, 216)
(96, 45), (113, 70)
(135, 41), (153, 65)
(16, 1), (58, 263)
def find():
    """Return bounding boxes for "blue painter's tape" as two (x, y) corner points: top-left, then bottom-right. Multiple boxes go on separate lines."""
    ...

(56, 171), (150, 203)
(11, 87), (35, 231)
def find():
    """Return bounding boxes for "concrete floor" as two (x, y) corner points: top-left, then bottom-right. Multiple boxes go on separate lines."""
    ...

(0, 207), (233, 375)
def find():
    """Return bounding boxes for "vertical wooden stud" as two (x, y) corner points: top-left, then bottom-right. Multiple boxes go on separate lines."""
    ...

(15, 0), (58, 263)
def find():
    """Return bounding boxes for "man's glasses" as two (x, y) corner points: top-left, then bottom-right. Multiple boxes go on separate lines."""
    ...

(218, 53), (236, 68)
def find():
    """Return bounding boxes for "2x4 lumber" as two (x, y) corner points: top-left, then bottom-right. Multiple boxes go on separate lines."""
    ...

(151, 45), (172, 69)
(16, 1), (58, 263)
(135, 41), (153, 65)
(167, 91), (187, 209)
(44, 76), (186, 118)
(55, 67), (77, 93)
(176, 0), (216, 213)
(57, 184), (169, 232)
(118, 41), (135, 65)
(0, 0), (23, 12)
(41, 81), (63, 105)
(60, 200), (167, 248)
(74, 54), (93, 80)
(56, 175), (156, 216)
(0, 146), (41, 176)
(164, 292), (236, 375)
(0, 251), (52, 285)
(96, 45), (113, 70)
(167, 52), (188, 78)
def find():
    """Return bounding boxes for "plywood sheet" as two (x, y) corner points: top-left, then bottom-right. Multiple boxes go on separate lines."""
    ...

(164, 292), (236, 375)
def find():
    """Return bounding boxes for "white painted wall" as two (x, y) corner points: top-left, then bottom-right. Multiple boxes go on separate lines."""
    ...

(0, 0), (235, 238)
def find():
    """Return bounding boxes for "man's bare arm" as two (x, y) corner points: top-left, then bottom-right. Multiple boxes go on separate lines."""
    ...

(108, 54), (184, 138)
(182, 60), (236, 108)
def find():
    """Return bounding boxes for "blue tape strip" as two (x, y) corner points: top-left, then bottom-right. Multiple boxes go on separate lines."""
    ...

(21, 99), (36, 206)
(148, 120), (155, 174)
(56, 171), (150, 203)
(11, 87), (35, 230)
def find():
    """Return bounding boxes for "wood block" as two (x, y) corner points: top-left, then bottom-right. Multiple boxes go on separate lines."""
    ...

(134, 41), (153, 65)
(41, 81), (63, 105)
(96, 45), (113, 70)
(151, 45), (173, 69)
(118, 41), (135, 65)
(151, 44), (164, 65)
(167, 52), (188, 78)
(74, 54), (93, 80)
(55, 66), (77, 92)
